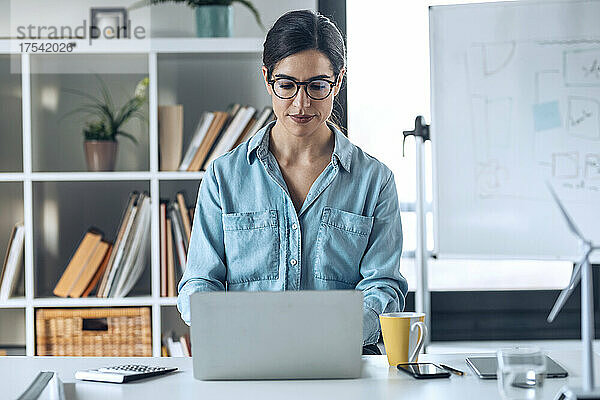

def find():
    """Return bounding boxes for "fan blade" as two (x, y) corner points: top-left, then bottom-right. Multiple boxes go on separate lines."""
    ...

(546, 182), (586, 242)
(547, 258), (585, 323)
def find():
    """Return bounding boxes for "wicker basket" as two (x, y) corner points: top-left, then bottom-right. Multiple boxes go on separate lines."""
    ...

(36, 307), (152, 357)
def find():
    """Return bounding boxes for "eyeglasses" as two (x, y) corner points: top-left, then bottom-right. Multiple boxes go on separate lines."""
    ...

(267, 76), (337, 100)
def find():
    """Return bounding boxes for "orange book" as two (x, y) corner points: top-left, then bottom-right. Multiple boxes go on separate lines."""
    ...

(53, 230), (102, 298)
(160, 202), (168, 297)
(176, 193), (191, 242)
(69, 241), (110, 298)
(82, 244), (113, 298)
(232, 116), (256, 149)
(167, 219), (176, 297)
(187, 111), (228, 172)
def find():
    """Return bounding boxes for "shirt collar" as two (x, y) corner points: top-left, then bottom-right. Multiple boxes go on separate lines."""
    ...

(246, 119), (353, 172)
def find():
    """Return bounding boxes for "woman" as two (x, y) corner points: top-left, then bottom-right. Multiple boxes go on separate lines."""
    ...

(177, 9), (407, 352)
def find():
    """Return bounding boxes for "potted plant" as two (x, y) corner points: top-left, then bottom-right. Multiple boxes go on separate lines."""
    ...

(62, 76), (149, 172)
(129, 0), (265, 37)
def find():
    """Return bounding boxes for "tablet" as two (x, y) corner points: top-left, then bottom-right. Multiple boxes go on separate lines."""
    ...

(466, 355), (568, 379)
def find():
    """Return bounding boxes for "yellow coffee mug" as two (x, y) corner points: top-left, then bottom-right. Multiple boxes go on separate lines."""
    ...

(379, 312), (427, 366)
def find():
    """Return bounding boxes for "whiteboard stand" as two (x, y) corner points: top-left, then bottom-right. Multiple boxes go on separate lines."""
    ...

(403, 116), (431, 347)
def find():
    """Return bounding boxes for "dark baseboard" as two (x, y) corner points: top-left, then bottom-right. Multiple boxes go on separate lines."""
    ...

(403, 271), (598, 341)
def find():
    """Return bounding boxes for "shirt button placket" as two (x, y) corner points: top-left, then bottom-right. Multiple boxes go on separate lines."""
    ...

(287, 217), (301, 290)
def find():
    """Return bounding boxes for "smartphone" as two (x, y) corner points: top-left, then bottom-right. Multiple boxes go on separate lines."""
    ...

(397, 363), (451, 379)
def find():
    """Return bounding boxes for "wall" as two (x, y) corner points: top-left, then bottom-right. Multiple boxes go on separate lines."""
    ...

(1, 0), (317, 39)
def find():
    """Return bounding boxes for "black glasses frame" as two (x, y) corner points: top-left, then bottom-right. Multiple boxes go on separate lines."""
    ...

(267, 76), (338, 100)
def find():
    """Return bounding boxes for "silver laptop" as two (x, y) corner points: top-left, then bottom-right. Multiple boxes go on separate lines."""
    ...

(190, 290), (363, 380)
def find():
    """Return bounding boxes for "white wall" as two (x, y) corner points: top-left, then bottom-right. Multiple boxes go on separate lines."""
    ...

(1, 0), (316, 38)
(347, 0), (571, 290)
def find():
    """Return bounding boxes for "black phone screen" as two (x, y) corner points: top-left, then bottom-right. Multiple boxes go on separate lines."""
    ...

(397, 363), (451, 379)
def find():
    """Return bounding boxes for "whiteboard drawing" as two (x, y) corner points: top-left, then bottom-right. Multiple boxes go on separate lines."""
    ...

(476, 159), (509, 197)
(585, 154), (600, 179)
(552, 152), (579, 179)
(467, 42), (516, 90)
(567, 96), (600, 140)
(471, 96), (512, 161)
(483, 41), (516, 75)
(564, 48), (600, 86)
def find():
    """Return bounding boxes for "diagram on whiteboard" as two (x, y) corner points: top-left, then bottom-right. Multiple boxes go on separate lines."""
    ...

(465, 41), (600, 199)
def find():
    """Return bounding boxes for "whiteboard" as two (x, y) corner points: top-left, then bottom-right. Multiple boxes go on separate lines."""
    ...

(430, 0), (600, 262)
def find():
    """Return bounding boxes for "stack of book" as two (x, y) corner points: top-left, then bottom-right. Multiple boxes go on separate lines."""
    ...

(53, 192), (151, 298)
(160, 192), (194, 297)
(178, 104), (274, 172)
(0, 222), (25, 301)
(161, 332), (191, 357)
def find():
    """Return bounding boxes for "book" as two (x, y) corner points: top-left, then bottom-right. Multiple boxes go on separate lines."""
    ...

(160, 202), (168, 297)
(81, 244), (112, 298)
(114, 195), (151, 298)
(179, 111), (215, 171)
(69, 240), (110, 298)
(187, 111), (229, 172)
(166, 219), (176, 297)
(180, 334), (191, 357)
(176, 192), (192, 242)
(111, 193), (151, 298)
(170, 204), (188, 272)
(53, 230), (103, 298)
(0, 223), (25, 301)
(97, 192), (138, 297)
(172, 202), (188, 250)
(233, 106), (274, 147)
(202, 105), (257, 169)
(166, 336), (183, 357)
(102, 193), (143, 298)
(231, 113), (257, 150)
(158, 105), (184, 171)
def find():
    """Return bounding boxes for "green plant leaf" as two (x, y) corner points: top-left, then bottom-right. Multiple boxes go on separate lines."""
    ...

(233, 0), (265, 31)
(116, 130), (139, 145)
(94, 74), (116, 116)
(61, 87), (103, 105)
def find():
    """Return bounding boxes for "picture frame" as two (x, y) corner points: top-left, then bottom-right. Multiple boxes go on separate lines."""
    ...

(90, 7), (129, 39)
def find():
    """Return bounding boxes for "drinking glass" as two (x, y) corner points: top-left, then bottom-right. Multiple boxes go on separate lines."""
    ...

(497, 347), (546, 400)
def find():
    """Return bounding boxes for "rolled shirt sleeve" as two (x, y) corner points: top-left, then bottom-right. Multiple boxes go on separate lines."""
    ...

(177, 162), (226, 325)
(356, 171), (408, 345)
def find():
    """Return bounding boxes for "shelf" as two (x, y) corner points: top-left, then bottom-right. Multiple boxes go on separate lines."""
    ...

(32, 296), (155, 307)
(157, 171), (205, 180)
(33, 180), (152, 298)
(0, 173), (24, 182)
(0, 298), (27, 308)
(1, 172), (207, 181)
(30, 172), (153, 181)
(158, 297), (179, 306)
(0, 38), (264, 55)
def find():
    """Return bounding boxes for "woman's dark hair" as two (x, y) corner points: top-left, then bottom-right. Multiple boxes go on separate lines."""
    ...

(263, 9), (347, 133)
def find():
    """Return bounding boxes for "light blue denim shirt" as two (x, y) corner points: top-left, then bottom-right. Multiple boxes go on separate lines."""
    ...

(177, 120), (407, 345)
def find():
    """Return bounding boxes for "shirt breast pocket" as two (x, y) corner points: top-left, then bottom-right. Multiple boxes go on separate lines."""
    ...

(314, 207), (374, 286)
(222, 210), (280, 284)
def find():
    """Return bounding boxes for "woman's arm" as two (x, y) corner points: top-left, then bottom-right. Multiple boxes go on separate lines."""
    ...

(356, 170), (408, 345)
(177, 162), (227, 326)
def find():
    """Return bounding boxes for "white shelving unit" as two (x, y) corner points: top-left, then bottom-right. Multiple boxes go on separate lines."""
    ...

(0, 38), (270, 356)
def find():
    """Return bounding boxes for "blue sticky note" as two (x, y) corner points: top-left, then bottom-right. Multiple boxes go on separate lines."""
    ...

(533, 101), (562, 131)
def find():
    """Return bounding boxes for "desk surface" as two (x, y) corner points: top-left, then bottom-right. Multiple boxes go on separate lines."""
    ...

(5, 351), (600, 399)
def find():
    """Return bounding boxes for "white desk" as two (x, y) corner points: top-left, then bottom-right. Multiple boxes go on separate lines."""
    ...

(5, 351), (600, 399)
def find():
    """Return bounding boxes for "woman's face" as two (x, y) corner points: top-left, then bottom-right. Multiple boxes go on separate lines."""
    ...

(262, 49), (345, 138)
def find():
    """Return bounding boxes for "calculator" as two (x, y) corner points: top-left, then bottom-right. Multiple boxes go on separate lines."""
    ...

(75, 364), (178, 383)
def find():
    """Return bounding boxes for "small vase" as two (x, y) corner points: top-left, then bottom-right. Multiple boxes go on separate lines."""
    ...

(84, 140), (118, 172)
(195, 5), (233, 37)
